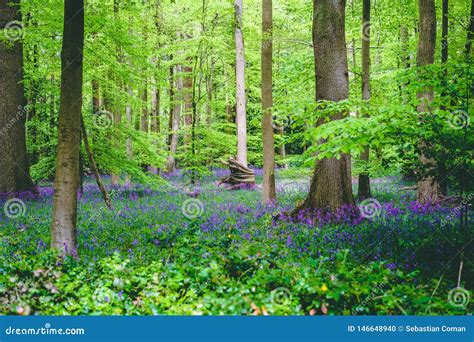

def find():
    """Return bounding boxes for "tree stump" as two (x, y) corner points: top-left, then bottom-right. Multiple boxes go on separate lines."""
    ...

(218, 158), (255, 189)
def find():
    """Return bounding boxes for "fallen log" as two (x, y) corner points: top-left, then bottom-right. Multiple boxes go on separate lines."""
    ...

(218, 158), (255, 189)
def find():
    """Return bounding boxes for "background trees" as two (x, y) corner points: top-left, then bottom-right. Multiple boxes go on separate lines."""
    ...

(1, 0), (471, 208)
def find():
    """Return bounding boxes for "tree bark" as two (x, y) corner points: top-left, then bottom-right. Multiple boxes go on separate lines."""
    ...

(261, 0), (276, 204)
(358, 0), (372, 200)
(0, 0), (34, 193)
(294, 0), (355, 214)
(416, 0), (440, 204)
(234, 0), (248, 167)
(50, 0), (84, 254)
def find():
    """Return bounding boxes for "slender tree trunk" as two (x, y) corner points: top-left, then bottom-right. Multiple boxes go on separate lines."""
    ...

(50, 0), (84, 254)
(206, 58), (214, 125)
(124, 82), (133, 186)
(80, 116), (112, 209)
(358, 0), (372, 200)
(226, 92), (233, 123)
(151, 82), (159, 133)
(183, 65), (193, 145)
(465, 0), (474, 56)
(294, 0), (355, 214)
(416, 0), (440, 204)
(279, 126), (288, 169)
(141, 79), (148, 133)
(92, 79), (100, 113)
(441, 0), (448, 64)
(400, 24), (411, 103)
(166, 65), (182, 172)
(234, 0), (248, 167)
(150, 78), (160, 174)
(262, 0), (276, 204)
(0, 0), (34, 193)
(111, 0), (122, 185)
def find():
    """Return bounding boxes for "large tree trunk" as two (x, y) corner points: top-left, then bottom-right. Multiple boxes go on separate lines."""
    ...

(438, 0), (449, 195)
(358, 0), (372, 200)
(234, 0), (248, 167)
(416, 0), (440, 204)
(294, 0), (355, 214)
(50, 0), (84, 254)
(166, 65), (182, 172)
(261, 0), (276, 204)
(0, 0), (34, 193)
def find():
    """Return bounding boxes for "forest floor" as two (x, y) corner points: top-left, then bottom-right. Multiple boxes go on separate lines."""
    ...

(0, 169), (472, 315)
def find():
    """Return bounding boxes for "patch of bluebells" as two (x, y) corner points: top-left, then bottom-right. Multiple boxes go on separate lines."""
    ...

(0, 170), (471, 284)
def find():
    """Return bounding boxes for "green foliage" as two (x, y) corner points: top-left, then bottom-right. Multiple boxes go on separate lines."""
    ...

(1, 249), (467, 315)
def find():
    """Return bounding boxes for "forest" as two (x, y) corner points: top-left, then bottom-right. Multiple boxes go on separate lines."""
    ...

(0, 0), (473, 316)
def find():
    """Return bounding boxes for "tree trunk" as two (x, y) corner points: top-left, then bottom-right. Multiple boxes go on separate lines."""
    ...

(0, 0), (34, 193)
(416, 0), (440, 204)
(358, 0), (372, 200)
(465, 0), (474, 56)
(80, 116), (112, 209)
(50, 0), (84, 254)
(206, 58), (214, 125)
(151, 82), (160, 134)
(124, 82), (133, 186)
(234, 0), (248, 167)
(183, 65), (193, 145)
(279, 126), (288, 169)
(141, 78), (148, 133)
(294, 0), (355, 214)
(92, 79), (100, 113)
(226, 92), (233, 123)
(261, 0), (276, 204)
(166, 65), (182, 172)
(438, 0), (449, 195)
